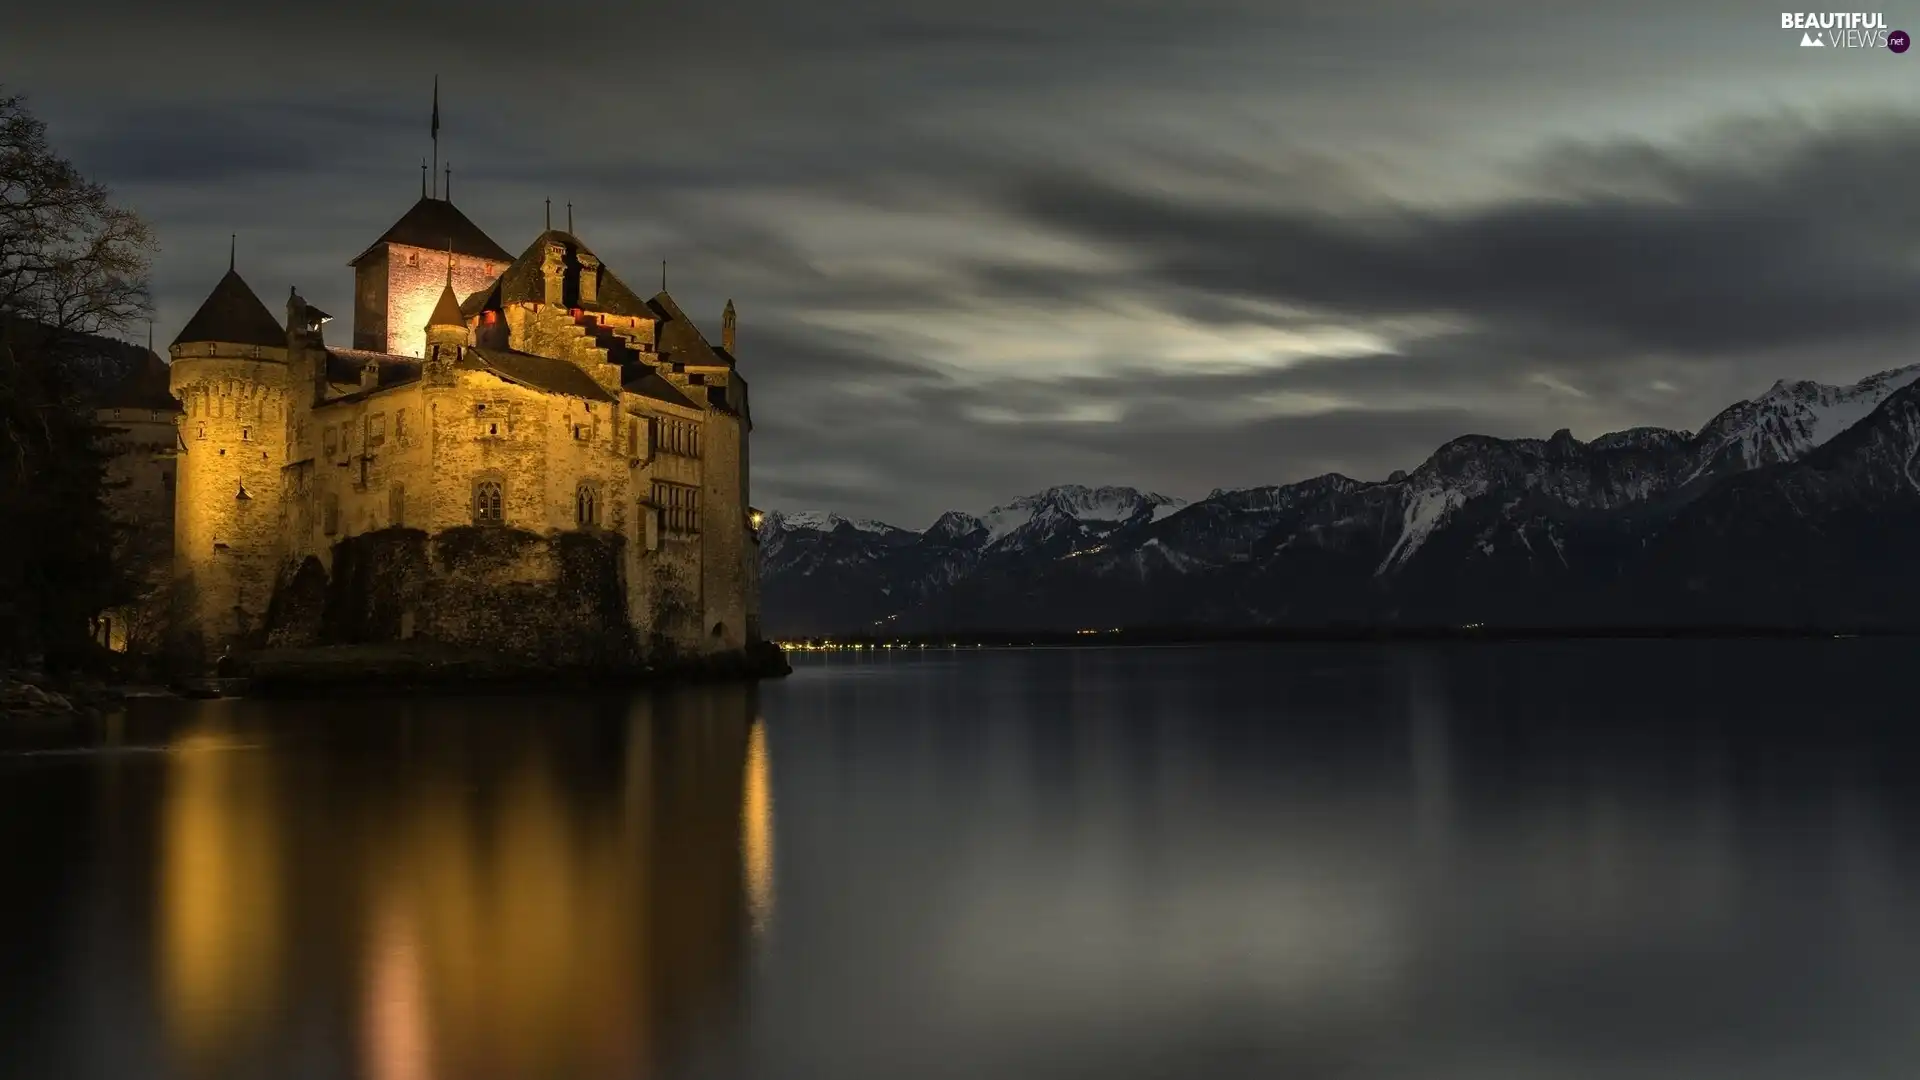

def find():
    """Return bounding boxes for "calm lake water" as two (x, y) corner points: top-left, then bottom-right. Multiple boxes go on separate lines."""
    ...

(6, 641), (1920, 1078)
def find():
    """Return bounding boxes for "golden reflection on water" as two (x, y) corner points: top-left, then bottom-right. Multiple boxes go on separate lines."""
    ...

(154, 691), (758, 1079)
(743, 719), (776, 934)
(365, 898), (434, 1080)
(158, 726), (283, 1072)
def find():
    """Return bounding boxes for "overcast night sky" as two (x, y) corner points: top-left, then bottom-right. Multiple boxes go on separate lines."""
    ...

(4, 2), (1918, 527)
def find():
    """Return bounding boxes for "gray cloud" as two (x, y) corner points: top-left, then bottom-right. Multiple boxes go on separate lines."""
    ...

(1002, 112), (1920, 357)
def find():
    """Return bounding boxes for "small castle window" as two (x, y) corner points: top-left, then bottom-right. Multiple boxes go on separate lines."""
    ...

(324, 427), (337, 456)
(369, 413), (386, 448)
(196, 423), (207, 440)
(473, 479), (504, 524)
(575, 483), (599, 527)
(241, 427), (250, 441)
(390, 482), (405, 528)
(323, 493), (339, 536)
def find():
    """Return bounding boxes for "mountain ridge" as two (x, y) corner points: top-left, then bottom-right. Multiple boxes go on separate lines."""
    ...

(759, 363), (1920, 635)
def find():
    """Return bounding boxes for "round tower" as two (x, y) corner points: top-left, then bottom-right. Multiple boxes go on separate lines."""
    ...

(168, 265), (291, 657)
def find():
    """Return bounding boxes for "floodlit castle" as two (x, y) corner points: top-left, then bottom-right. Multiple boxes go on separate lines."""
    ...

(164, 188), (763, 666)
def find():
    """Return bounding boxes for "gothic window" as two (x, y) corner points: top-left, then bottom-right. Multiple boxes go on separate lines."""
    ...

(389, 482), (405, 528)
(473, 479), (504, 524)
(576, 482), (599, 527)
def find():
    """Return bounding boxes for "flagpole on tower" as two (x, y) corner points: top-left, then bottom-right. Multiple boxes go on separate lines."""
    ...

(431, 75), (440, 198)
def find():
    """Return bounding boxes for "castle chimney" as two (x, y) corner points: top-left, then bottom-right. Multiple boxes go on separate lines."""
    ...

(722, 299), (736, 353)
(541, 240), (566, 307)
(578, 251), (600, 306)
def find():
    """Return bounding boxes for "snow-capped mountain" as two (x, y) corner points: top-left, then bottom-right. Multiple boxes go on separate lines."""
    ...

(759, 364), (1920, 634)
(1689, 365), (1920, 479)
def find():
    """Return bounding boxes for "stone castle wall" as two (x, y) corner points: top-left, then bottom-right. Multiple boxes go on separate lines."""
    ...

(267, 525), (637, 667)
(169, 350), (289, 655)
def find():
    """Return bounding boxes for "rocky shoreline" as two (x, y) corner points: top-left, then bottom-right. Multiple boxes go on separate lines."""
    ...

(2, 641), (791, 715)
(225, 640), (793, 698)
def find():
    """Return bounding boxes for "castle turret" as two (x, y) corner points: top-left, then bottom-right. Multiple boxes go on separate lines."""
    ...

(425, 279), (468, 359)
(722, 299), (736, 353)
(169, 265), (290, 658)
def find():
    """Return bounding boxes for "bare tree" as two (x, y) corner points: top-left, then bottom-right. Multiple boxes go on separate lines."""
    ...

(0, 90), (152, 335)
(0, 88), (156, 668)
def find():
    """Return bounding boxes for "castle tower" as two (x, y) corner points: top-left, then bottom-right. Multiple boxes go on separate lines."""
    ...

(168, 265), (290, 655)
(347, 196), (511, 358)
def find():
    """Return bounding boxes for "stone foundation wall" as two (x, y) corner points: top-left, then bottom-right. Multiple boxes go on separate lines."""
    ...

(266, 525), (638, 667)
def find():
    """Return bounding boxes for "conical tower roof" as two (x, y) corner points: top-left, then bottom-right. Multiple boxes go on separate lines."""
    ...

(426, 282), (466, 329)
(172, 268), (285, 349)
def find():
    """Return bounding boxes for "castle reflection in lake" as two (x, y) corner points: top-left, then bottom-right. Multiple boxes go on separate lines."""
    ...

(2, 687), (768, 1079)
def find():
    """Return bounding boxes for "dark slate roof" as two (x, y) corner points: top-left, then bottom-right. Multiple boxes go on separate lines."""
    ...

(621, 368), (698, 409)
(173, 269), (285, 349)
(349, 197), (513, 266)
(486, 231), (657, 319)
(647, 290), (729, 369)
(458, 279), (500, 318)
(426, 283), (466, 328)
(99, 349), (183, 412)
(462, 347), (617, 402)
(325, 349), (421, 389)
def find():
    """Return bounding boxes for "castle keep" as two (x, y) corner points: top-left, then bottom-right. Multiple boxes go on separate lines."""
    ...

(165, 193), (762, 665)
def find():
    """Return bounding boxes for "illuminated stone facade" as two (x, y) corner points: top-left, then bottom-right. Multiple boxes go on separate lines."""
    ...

(167, 196), (762, 663)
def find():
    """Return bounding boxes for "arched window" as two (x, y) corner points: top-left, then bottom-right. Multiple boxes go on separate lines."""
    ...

(473, 479), (503, 524)
(576, 482), (598, 527)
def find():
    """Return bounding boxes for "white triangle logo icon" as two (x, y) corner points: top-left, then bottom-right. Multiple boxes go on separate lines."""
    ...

(1801, 31), (1824, 46)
